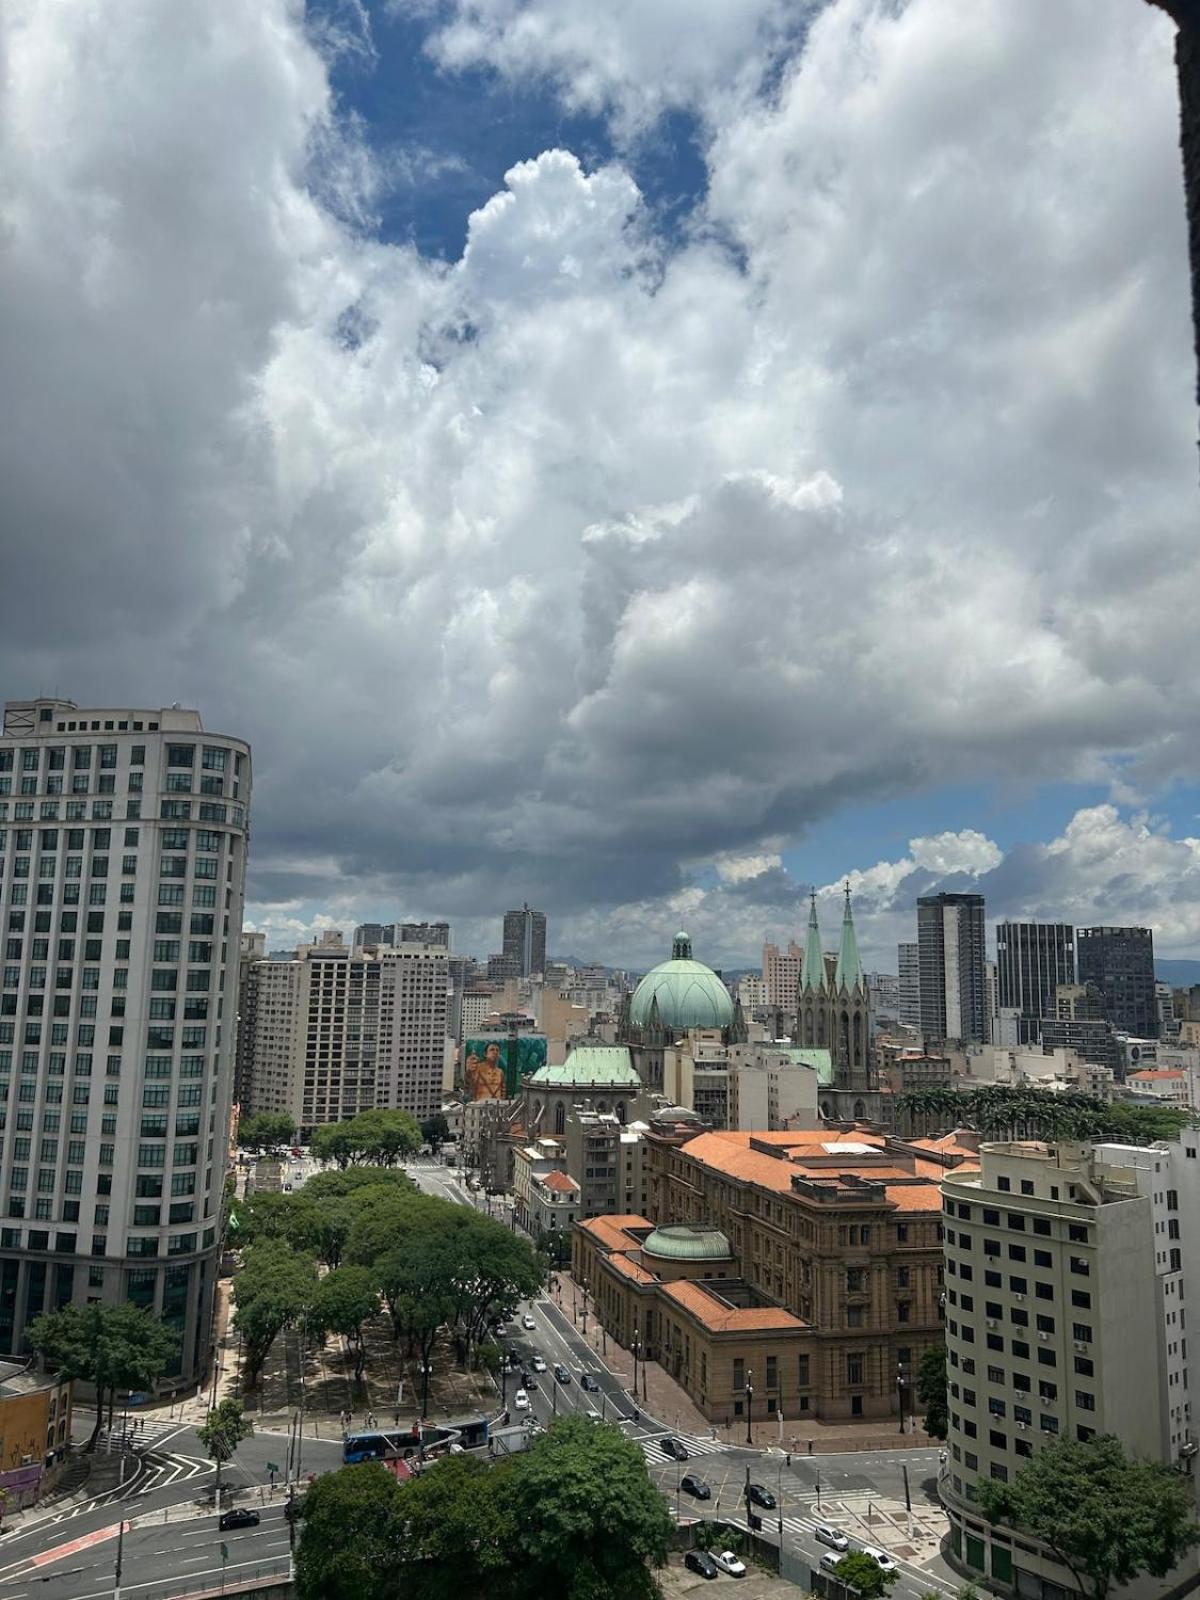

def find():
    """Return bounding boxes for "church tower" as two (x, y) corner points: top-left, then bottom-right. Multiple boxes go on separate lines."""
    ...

(796, 886), (871, 1090)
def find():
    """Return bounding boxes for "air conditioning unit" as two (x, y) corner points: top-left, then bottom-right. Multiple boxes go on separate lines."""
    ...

(1017, 1421), (1029, 1430)
(1038, 1332), (1049, 1342)
(1073, 1341), (1088, 1352)
(986, 1319), (999, 1330)
(1014, 1293), (1026, 1302)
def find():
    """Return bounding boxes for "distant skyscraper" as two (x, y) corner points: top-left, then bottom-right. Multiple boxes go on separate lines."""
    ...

(353, 922), (394, 949)
(1077, 926), (1158, 1039)
(398, 921), (449, 948)
(762, 941), (803, 1010)
(897, 943), (921, 1027)
(995, 922), (1075, 1042)
(235, 931), (266, 1107)
(0, 696), (250, 1382)
(917, 893), (987, 1043)
(502, 904), (546, 978)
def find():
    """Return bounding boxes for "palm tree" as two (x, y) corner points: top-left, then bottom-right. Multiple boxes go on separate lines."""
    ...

(1147, 2), (1200, 429)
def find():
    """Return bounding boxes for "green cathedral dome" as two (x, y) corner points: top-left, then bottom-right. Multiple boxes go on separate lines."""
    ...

(628, 932), (735, 1032)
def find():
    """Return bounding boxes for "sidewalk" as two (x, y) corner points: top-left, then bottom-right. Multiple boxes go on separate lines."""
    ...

(555, 1270), (936, 1455)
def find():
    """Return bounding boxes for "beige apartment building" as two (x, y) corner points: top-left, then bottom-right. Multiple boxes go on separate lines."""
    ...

(240, 933), (450, 1128)
(940, 1140), (1198, 1598)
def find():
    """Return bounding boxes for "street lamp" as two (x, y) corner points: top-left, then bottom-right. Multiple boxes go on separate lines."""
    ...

(633, 1326), (640, 1404)
(896, 1362), (906, 1435)
(745, 1370), (754, 1447)
(581, 1279), (589, 1337)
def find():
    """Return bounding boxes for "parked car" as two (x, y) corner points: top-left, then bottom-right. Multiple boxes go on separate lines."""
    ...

(514, 1389), (529, 1410)
(820, 1552), (844, 1574)
(746, 1483), (775, 1509)
(660, 1437), (689, 1461)
(554, 1364), (571, 1384)
(860, 1546), (898, 1573)
(522, 1313), (536, 1330)
(679, 1474), (711, 1501)
(684, 1550), (719, 1580)
(218, 1508), (260, 1530)
(712, 1551), (746, 1577)
(580, 1374), (600, 1392)
(815, 1525), (850, 1552)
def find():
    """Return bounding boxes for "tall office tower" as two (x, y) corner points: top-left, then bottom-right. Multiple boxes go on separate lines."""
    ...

(995, 922), (1076, 1043)
(246, 935), (450, 1129)
(1077, 926), (1158, 1039)
(352, 922), (394, 949)
(917, 892), (987, 1043)
(897, 942), (921, 1027)
(761, 941), (803, 1010)
(941, 1139), (1196, 1591)
(502, 904), (546, 979)
(0, 698), (250, 1383)
(234, 931), (266, 1108)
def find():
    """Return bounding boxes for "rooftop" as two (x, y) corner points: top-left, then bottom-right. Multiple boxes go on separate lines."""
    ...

(642, 1223), (732, 1261)
(528, 1045), (640, 1087)
(661, 1279), (808, 1335)
(537, 1170), (579, 1195)
(676, 1130), (948, 1213)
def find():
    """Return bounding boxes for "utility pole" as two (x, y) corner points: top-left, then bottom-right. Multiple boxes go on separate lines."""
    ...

(113, 1515), (126, 1600)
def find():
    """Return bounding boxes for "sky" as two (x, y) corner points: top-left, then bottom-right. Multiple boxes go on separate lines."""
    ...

(1, 0), (1198, 972)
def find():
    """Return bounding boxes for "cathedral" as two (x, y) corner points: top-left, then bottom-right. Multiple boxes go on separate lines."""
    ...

(796, 886), (873, 1099)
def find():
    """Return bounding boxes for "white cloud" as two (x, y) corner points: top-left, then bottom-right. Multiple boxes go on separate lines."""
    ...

(0, 0), (1197, 966)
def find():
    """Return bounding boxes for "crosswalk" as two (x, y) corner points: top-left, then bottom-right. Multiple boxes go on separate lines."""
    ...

(638, 1430), (729, 1462)
(96, 1415), (189, 1451)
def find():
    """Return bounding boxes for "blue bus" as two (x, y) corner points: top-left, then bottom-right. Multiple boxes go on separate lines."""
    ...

(343, 1430), (414, 1464)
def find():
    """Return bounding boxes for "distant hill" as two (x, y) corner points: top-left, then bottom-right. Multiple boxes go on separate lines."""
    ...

(1156, 960), (1200, 987)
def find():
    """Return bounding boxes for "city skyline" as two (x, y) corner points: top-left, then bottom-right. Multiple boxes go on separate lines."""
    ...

(2, 3), (1198, 978)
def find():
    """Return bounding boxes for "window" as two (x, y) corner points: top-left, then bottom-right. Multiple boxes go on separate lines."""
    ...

(167, 745), (195, 768)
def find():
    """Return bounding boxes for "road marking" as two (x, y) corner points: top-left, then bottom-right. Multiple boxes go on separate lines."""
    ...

(29, 1521), (123, 1568)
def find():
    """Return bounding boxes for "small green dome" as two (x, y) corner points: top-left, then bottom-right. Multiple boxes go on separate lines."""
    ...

(643, 1224), (733, 1262)
(629, 933), (735, 1032)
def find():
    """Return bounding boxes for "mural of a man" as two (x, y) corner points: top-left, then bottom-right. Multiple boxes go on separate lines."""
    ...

(464, 1041), (506, 1100)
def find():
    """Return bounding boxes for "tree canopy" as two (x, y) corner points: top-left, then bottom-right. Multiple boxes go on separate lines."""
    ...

(898, 1082), (1191, 1145)
(28, 1303), (178, 1449)
(976, 1434), (1200, 1600)
(231, 1238), (320, 1384)
(295, 1416), (672, 1600)
(832, 1551), (899, 1598)
(237, 1111), (296, 1151)
(916, 1345), (947, 1441)
(421, 1114), (450, 1152)
(310, 1110), (421, 1168)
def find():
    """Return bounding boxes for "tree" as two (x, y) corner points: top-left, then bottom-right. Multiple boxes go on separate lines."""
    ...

(197, 1397), (254, 1504)
(309, 1266), (380, 1380)
(832, 1551), (900, 1598)
(232, 1238), (319, 1386)
(295, 1462), (407, 1600)
(421, 1114), (450, 1153)
(976, 1434), (1200, 1600)
(28, 1303), (179, 1450)
(237, 1111), (296, 1152)
(504, 1415), (673, 1600)
(388, 1452), (515, 1600)
(311, 1110), (421, 1169)
(916, 1345), (947, 1441)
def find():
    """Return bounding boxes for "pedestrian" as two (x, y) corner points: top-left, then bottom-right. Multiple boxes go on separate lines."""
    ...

(393, 1410), (400, 1428)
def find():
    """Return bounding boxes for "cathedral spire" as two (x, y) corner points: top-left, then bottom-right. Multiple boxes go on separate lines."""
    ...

(834, 881), (866, 993)
(802, 890), (826, 992)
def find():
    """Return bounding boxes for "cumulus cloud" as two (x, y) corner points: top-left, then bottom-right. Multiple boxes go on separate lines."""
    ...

(0, 0), (1197, 970)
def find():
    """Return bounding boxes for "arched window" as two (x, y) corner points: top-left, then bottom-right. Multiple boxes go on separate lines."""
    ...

(853, 1099), (866, 1120)
(853, 1011), (862, 1065)
(616, 1101), (626, 1124)
(554, 1102), (566, 1136)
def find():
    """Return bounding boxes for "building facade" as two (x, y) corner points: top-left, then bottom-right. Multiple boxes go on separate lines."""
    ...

(940, 1139), (1198, 1597)
(1076, 926), (1158, 1041)
(898, 943), (921, 1028)
(0, 697), (251, 1383)
(917, 893), (987, 1044)
(242, 934), (450, 1129)
(795, 891), (870, 1092)
(502, 905), (546, 979)
(995, 923), (1075, 1044)
(234, 931), (265, 1108)
(762, 942), (803, 1011)
(641, 1127), (950, 1419)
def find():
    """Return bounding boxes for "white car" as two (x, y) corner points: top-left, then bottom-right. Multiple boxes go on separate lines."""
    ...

(514, 1389), (529, 1410)
(819, 1553), (844, 1574)
(712, 1551), (746, 1577)
(531, 1355), (547, 1372)
(815, 1525), (850, 1552)
(522, 1313), (536, 1330)
(860, 1546), (898, 1573)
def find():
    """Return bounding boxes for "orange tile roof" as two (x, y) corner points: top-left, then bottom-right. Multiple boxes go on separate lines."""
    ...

(577, 1215), (651, 1253)
(679, 1131), (944, 1209)
(661, 1279), (808, 1334)
(539, 1170), (580, 1193)
(885, 1184), (948, 1211)
(605, 1253), (657, 1286)
(909, 1134), (978, 1158)
(1129, 1069), (1185, 1080)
